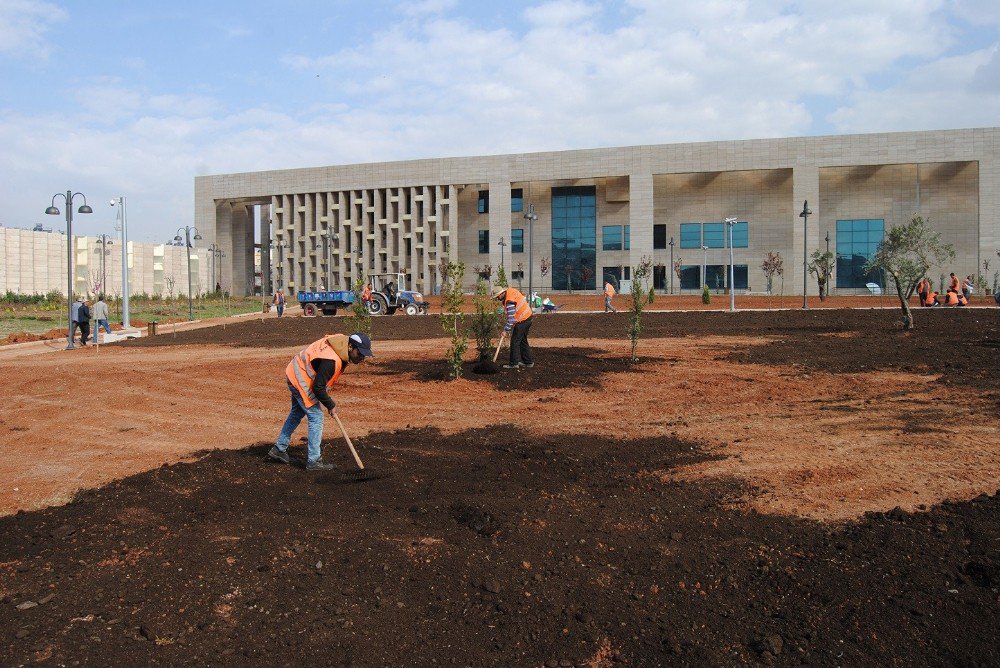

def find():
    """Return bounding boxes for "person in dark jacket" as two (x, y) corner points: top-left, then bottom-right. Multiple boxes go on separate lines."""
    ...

(268, 332), (374, 471)
(76, 298), (91, 347)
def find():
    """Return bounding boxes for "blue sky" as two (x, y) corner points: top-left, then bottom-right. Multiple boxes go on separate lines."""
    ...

(1, 0), (998, 242)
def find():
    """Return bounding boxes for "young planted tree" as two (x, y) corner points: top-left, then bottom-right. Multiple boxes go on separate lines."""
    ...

(761, 251), (784, 308)
(628, 256), (653, 362)
(673, 258), (683, 293)
(579, 263), (594, 290)
(345, 275), (372, 336)
(864, 215), (955, 330)
(439, 261), (468, 379)
(470, 278), (501, 362)
(494, 264), (508, 290)
(807, 249), (834, 301)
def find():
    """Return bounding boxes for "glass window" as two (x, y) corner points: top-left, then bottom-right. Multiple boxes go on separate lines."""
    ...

(835, 219), (884, 288)
(703, 223), (725, 249)
(727, 222), (749, 248)
(551, 186), (598, 290)
(680, 265), (700, 290)
(680, 223), (701, 249)
(603, 266), (621, 288)
(624, 225), (630, 250)
(731, 265), (748, 289)
(602, 225), (623, 251)
(706, 264), (726, 289)
(511, 228), (524, 253)
(477, 190), (489, 214)
(478, 229), (489, 254)
(653, 264), (667, 289)
(511, 189), (523, 213)
(653, 224), (667, 250)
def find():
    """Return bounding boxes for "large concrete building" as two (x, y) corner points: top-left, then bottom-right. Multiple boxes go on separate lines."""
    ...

(194, 127), (998, 297)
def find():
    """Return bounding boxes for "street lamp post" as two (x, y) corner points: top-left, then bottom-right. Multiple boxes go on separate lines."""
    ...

(523, 204), (538, 302)
(668, 236), (675, 294)
(215, 248), (225, 290)
(96, 233), (114, 295)
(725, 218), (737, 312)
(321, 229), (338, 290)
(825, 230), (831, 298)
(109, 197), (130, 329)
(276, 240), (288, 292)
(702, 245), (709, 291)
(174, 226), (203, 321)
(800, 200), (812, 309)
(45, 190), (93, 350)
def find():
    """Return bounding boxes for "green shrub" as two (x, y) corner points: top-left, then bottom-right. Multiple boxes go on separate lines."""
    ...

(702, 284), (711, 304)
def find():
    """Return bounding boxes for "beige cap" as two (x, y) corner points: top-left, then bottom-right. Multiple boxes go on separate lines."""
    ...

(492, 288), (506, 299)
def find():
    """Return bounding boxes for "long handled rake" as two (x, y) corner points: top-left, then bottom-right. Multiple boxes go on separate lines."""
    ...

(492, 331), (506, 363)
(332, 412), (384, 482)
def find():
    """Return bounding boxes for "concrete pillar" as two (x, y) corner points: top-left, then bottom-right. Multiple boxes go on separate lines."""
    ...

(488, 182), (512, 278)
(628, 173), (654, 270)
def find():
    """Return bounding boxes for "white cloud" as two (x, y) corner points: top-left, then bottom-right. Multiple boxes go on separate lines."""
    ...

(0, 0), (65, 58)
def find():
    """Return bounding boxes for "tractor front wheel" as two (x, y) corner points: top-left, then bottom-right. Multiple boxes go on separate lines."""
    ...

(303, 303), (318, 317)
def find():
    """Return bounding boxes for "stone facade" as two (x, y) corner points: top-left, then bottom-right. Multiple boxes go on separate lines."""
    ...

(194, 128), (999, 296)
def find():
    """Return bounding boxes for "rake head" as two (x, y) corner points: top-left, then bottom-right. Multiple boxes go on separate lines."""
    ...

(339, 468), (388, 483)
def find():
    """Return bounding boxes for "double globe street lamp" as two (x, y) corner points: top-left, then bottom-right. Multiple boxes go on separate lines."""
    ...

(174, 226), (203, 320)
(45, 190), (93, 350)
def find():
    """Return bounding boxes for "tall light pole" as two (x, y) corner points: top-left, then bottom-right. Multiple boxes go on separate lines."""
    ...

(110, 197), (130, 328)
(668, 236), (675, 294)
(276, 240), (288, 292)
(215, 248), (225, 291)
(207, 244), (220, 291)
(45, 190), (93, 350)
(725, 217), (737, 312)
(800, 200), (812, 309)
(825, 230), (831, 298)
(497, 236), (507, 275)
(321, 229), (338, 290)
(174, 226), (203, 320)
(96, 233), (114, 295)
(523, 204), (538, 301)
(702, 245), (708, 290)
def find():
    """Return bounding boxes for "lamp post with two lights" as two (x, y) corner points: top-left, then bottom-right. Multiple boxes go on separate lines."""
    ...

(174, 226), (203, 320)
(45, 190), (93, 350)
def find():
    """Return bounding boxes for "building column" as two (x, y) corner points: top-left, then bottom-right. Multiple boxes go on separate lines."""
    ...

(792, 164), (819, 296)
(488, 182), (512, 279)
(980, 159), (999, 276)
(628, 173), (654, 271)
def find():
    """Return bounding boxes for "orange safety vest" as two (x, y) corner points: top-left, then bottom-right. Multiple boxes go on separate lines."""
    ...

(503, 287), (533, 324)
(285, 337), (344, 407)
(924, 291), (937, 306)
(916, 279), (926, 294)
(361, 284), (372, 301)
(604, 283), (615, 298)
(945, 291), (959, 306)
(949, 276), (960, 292)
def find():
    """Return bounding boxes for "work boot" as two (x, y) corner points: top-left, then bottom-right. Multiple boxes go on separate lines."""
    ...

(267, 446), (290, 464)
(503, 363), (522, 370)
(306, 459), (335, 472)
(522, 362), (535, 368)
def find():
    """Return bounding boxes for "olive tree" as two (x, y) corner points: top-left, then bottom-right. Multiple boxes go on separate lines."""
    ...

(807, 249), (834, 301)
(864, 215), (954, 330)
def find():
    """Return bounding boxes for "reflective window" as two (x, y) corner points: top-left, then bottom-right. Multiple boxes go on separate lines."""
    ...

(511, 189), (523, 213)
(653, 224), (667, 249)
(679, 265), (700, 289)
(835, 219), (884, 288)
(653, 264), (667, 289)
(478, 229), (489, 254)
(730, 265), (748, 289)
(703, 223), (725, 249)
(706, 264), (726, 290)
(551, 186), (597, 290)
(624, 225), (630, 250)
(680, 223), (701, 249)
(727, 222), (749, 248)
(477, 190), (489, 214)
(511, 228), (524, 253)
(603, 266), (621, 288)
(602, 225), (623, 251)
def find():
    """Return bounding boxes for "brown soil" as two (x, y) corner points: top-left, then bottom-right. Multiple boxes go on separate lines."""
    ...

(0, 308), (997, 665)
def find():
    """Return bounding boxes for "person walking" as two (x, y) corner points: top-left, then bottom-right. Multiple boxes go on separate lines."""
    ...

(70, 296), (83, 345)
(76, 298), (91, 347)
(273, 290), (286, 317)
(494, 286), (533, 369)
(603, 281), (617, 313)
(92, 295), (111, 343)
(268, 332), (374, 471)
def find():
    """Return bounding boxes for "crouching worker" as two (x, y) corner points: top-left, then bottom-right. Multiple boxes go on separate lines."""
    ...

(494, 286), (534, 369)
(269, 332), (374, 471)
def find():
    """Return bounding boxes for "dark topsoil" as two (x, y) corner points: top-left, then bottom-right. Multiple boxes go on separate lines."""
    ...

(2, 308), (998, 666)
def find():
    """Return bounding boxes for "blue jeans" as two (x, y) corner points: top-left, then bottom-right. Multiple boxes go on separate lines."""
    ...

(93, 319), (111, 342)
(276, 304), (284, 317)
(275, 382), (324, 464)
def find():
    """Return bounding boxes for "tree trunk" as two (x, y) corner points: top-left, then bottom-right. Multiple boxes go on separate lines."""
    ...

(893, 278), (913, 330)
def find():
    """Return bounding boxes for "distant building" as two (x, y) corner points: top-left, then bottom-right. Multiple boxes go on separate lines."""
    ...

(194, 127), (999, 297)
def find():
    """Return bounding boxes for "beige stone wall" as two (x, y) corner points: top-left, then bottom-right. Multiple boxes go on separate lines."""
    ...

(0, 228), (210, 298)
(195, 127), (999, 296)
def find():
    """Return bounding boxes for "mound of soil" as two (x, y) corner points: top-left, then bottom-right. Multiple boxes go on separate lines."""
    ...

(0, 426), (997, 666)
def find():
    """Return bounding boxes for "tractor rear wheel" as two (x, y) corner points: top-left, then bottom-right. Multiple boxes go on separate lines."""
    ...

(303, 303), (318, 317)
(367, 296), (387, 316)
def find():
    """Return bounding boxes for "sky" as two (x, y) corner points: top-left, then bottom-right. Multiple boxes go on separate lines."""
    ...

(1, 0), (998, 243)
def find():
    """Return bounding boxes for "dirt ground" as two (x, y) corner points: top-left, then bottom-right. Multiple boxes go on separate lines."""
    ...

(0, 307), (997, 665)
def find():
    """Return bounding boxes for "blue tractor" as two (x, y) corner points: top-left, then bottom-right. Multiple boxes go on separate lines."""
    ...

(296, 272), (428, 317)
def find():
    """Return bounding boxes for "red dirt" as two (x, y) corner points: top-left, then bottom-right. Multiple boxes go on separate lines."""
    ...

(0, 308), (997, 664)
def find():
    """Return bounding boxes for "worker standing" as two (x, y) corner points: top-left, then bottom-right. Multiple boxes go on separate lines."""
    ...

(273, 289), (286, 317)
(494, 287), (533, 369)
(92, 295), (111, 343)
(603, 281), (617, 313)
(361, 281), (373, 309)
(916, 277), (929, 307)
(268, 332), (374, 471)
(948, 273), (960, 294)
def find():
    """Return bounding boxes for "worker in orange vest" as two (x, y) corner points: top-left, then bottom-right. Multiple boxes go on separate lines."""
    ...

(269, 332), (374, 471)
(603, 281), (617, 313)
(494, 286), (534, 369)
(924, 291), (939, 307)
(916, 277), (929, 307)
(361, 281), (373, 306)
(948, 273), (960, 294)
(944, 290), (960, 306)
